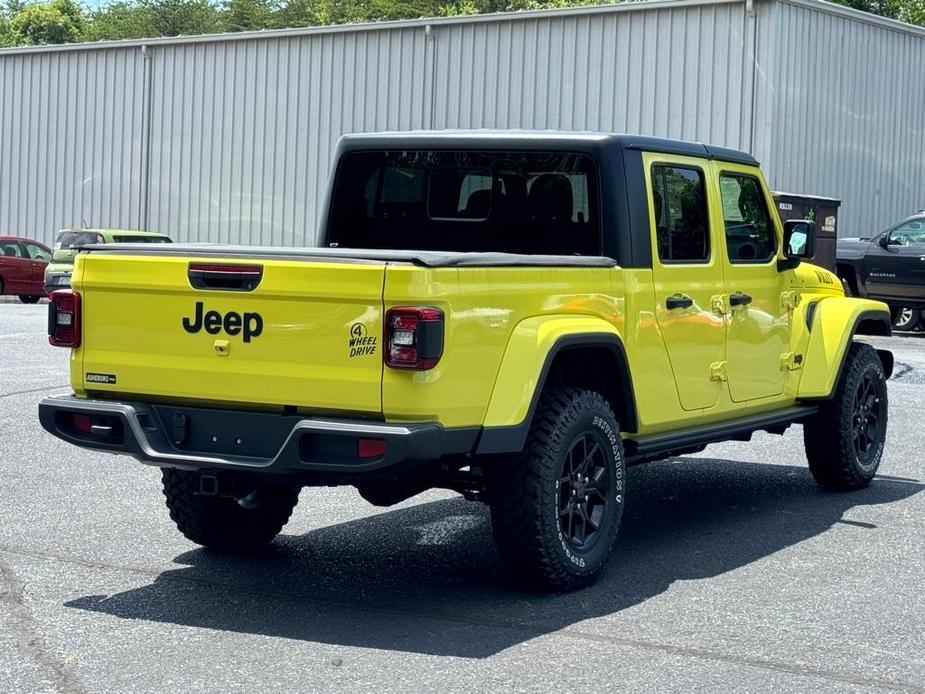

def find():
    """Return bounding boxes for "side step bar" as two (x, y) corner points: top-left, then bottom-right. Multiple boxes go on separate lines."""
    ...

(623, 405), (818, 464)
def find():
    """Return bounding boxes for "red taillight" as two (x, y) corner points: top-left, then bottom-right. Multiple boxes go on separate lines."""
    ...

(384, 307), (444, 370)
(48, 290), (81, 347)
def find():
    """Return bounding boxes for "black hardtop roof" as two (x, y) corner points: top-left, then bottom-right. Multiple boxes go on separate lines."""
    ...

(338, 130), (759, 166)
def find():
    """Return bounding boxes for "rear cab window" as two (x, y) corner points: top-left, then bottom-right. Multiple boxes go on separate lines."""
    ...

(328, 150), (601, 255)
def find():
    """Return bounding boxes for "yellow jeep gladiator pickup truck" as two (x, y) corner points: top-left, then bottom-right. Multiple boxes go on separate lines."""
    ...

(39, 132), (893, 591)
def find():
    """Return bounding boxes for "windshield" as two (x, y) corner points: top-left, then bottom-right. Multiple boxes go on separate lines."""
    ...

(328, 150), (601, 255)
(55, 231), (104, 250)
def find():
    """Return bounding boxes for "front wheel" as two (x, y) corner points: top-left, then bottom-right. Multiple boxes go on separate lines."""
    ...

(18, 295), (41, 304)
(162, 469), (300, 551)
(486, 388), (625, 592)
(804, 342), (888, 490)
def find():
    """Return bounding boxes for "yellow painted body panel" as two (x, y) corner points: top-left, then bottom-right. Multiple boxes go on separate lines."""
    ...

(709, 160), (791, 403)
(798, 296), (890, 398)
(642, 152), (727, 411)
(71, 253), (386, 413)
(381, 265), (618, 428)
(481, 315), (622, 428)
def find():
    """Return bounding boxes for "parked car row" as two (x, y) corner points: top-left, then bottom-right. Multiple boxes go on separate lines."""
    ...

(836, 209), (925, 331)
(0, 228), (172, 302)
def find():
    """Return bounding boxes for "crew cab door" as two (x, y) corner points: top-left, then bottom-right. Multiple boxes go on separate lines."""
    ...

(866, 218), (925, 302)
(22, 241), (51, 294)
(645, 154), (725, 411)
(712, 164), (790, 402)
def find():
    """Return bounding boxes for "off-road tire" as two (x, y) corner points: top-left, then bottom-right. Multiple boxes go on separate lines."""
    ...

(162, 469), (300, 551)
(804, 342), (888, 490)
(18, 295), (41, 304)
(486, 388), (625, 592)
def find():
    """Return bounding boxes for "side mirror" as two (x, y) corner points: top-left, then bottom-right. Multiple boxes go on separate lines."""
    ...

(878, 234), (891, 249)
(779, 220), (816, 270)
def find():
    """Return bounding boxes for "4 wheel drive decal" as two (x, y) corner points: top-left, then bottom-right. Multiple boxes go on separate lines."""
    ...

(182, 302), (263, 343)
(348, 322), (377, 358)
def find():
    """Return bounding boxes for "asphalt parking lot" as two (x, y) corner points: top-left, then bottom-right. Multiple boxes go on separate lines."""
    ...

(1, 302), (924, 694)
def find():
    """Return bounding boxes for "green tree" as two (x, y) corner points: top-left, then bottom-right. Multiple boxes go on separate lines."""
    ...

(2, 0), (26, 18)
(84, 1), (159, 41)
(10, 0), (85, 44)
(830, 0), (902, 19)
(222, 0), (274, 31)
(141, 0), (220, 36)
(0, 16), (15, 45)
(899, 0), (924, 24)
(274, 0), (364, 27)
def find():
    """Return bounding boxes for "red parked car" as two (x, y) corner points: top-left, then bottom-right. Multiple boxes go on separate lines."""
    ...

(0, 236), (51, 303)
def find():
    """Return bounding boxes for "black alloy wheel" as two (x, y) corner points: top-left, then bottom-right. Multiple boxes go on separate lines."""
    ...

(558, 433), (612, 550)
(851, 371), (884, 470)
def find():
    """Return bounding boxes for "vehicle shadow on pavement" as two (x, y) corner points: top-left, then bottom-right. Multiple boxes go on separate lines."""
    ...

(66, 458), (922, 658)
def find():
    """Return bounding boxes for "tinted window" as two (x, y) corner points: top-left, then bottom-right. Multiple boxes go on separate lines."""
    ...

(719, 174), (776, 262)
(112, 235), (172, 243)
(429, 168), (492, 220)
(650, 165), (710, 263)
(887, 218), (925, 247)
(329, 150), (600, 255)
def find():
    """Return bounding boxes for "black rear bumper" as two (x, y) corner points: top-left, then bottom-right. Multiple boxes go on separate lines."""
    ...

(38, 395), (476, 479)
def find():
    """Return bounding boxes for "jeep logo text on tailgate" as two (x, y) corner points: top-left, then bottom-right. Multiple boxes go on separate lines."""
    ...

(182, 302), (263, 342)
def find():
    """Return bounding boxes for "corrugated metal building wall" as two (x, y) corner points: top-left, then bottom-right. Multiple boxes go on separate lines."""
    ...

(0, 0), (923, 247)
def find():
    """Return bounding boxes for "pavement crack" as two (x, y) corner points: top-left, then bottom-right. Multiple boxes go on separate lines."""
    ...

(2, 544), (923, 693)
(0, 553), (88, 694)
(0, 384), (69, 399)
(891, 362), (914, 381)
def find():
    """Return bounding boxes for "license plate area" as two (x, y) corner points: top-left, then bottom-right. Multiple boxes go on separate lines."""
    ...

(153, 405), (301, 459)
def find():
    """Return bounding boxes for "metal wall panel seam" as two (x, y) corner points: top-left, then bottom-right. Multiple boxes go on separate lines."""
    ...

(140, 46), (154, 230)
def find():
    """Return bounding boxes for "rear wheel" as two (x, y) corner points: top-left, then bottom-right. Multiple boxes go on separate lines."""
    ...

(18, 295), (41, 304)
(890, 307), (920, 331)
(804, 343), (888, 490)
(162, 469), (300, 551)
(486, 388), (625, 592)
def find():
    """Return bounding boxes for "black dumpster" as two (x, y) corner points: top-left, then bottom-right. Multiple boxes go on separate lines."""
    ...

(773, 192), (840, 272)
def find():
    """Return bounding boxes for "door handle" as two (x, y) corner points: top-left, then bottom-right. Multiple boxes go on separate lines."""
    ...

(729, 292), (753, 307)
(665, 294), (694, 310)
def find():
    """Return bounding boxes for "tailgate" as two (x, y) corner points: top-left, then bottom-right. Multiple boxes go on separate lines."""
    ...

(73, 252), (385, 414)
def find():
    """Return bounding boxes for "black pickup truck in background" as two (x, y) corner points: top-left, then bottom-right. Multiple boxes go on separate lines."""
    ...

(837, 210), (925, 331)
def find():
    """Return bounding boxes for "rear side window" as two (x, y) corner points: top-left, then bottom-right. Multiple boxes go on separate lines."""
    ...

(650, 164), (710, 263)
(112, 235), (172, 243)
(719, 173), (776, 262)
(328, 150), (600, 255)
